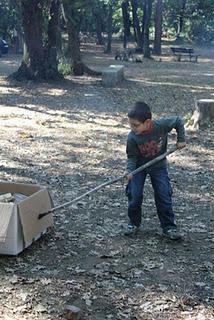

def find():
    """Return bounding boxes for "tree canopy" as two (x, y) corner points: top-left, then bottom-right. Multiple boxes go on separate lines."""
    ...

(0, 0), (213, 80)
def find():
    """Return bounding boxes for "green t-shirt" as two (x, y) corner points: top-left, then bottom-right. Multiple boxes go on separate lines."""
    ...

(126, 116), (185, 172)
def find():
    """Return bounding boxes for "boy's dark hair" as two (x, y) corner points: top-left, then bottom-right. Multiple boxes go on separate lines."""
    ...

(128, 101), (152, 122)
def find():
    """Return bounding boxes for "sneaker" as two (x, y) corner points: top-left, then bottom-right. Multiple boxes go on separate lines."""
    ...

(124, 223), (140, 236)
(163, 228), (183, 240)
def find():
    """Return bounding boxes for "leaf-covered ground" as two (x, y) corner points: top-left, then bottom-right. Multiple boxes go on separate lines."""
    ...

(0, 43), (213, 320)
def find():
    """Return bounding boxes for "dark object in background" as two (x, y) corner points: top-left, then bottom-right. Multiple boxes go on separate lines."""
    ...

(0, 39), (9, 54)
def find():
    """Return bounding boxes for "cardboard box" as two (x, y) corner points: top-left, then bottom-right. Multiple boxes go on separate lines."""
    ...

(0, 182), (53, 255)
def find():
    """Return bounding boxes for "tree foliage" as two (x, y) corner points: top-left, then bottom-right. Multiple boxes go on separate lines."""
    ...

(0, 0), (214, 46)
(0, 0), (214, 81)
(0, 0), (21, 40)
(163, 0), (214, 43)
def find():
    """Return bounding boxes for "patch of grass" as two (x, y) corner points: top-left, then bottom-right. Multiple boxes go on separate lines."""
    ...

(58, 58), (72, 76)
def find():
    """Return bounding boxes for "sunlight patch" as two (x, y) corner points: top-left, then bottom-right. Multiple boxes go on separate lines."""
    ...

(0, 86), (20, 94)
(84, 93), (95, 97)
(46, 88), (66, 96)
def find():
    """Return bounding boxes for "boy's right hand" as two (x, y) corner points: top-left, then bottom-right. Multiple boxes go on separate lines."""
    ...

(177, 142), (186, 149)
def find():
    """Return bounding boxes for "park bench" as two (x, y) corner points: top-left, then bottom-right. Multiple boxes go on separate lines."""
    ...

(102, 65), (124, 87)
(171, 47), (199, 62)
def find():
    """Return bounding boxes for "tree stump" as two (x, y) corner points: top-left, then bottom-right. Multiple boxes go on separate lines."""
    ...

(185, 99), (214, 131)
(64, 305), (82, 320)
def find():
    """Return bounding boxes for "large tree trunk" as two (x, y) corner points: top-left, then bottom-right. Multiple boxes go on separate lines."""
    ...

(153, 0), (162, 55)
(121, 1), (131, 49)
(131, 0), (143, 49)
(13, 0), (61, 80)
(19, 0), (45, 79)
(105, 3), (113, 53)
(143, 0), (152, 58)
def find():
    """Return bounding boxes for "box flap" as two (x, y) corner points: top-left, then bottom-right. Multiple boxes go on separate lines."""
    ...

(18, 188), (53, 245)
(0, 203), (14, 242)
(0, 181), (41, 196)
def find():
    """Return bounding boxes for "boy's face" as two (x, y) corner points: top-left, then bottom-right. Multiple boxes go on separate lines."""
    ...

(128, 118), (152, 135)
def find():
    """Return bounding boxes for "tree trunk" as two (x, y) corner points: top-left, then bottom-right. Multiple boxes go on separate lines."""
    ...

(176, 0), (187, 40)
(46, 0), (61, 79)
(141, 0), (146, 50)
(143, 0), (152, 58)
(61, 2), (101, 77)
(67, 24), (84, 75)
(47, 0), (60, 49)
(61, 2), (84, 75)
(13, 0), (61, 80)
(93, 8), (105, 45)
(20, 0), (45, 79)
(122, 1), (131, 49)
(131, 0), (143, 49)
(105, 4), (113, 53)
(153, 0), (162, 55)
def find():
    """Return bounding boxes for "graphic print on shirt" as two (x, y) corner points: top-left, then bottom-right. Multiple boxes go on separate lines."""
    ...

(138, 136), (164, 158)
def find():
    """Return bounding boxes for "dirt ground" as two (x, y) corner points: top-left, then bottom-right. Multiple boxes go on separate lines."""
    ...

(0, 43), (213, 320)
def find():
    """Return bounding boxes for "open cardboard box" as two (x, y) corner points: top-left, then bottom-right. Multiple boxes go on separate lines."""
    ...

(0, 181), (53, 255)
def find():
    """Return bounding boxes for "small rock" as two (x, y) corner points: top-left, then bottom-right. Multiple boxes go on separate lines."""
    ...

(195, 282), (206, 288)
(34, 303), (47, 312)
(9, 275), (19, 284)
(112, 202), (121, 207)
(64, 305), (82, 320)
(196, 314), (206, 320)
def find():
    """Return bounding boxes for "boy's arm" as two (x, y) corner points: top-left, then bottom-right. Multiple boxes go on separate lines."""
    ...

(163, 116), (186, 148)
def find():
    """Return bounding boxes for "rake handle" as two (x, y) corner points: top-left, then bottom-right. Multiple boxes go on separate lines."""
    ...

(38, 147), (177, 219)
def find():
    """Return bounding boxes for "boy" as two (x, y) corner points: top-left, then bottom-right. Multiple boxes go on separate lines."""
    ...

(125, 101), (186, 240)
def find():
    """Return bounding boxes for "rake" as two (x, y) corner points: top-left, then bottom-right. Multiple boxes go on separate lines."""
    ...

(38, 146), (178, 220)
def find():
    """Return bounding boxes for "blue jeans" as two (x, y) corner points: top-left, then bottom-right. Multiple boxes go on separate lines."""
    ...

(126, 166), (177, 231)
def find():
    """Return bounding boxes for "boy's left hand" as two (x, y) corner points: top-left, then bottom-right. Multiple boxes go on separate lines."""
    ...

(177, 142), (186, 149)
(124, 171), (133, 181)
